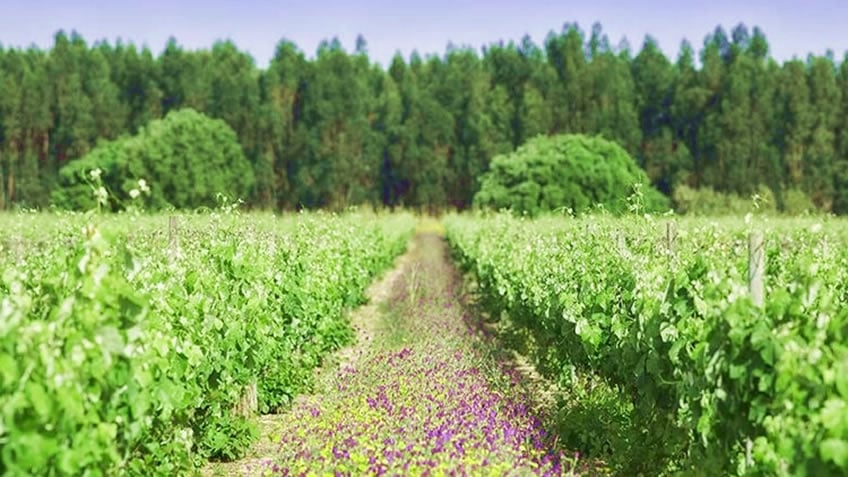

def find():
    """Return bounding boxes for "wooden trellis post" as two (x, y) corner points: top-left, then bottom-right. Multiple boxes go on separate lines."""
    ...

(748, 231), (765, 308)
(168, 216), (179, 256)
(666, 222), (675, 254)
(234, 381), (258, 417)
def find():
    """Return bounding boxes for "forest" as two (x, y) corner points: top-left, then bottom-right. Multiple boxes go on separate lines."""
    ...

(1, 22), (847, 213)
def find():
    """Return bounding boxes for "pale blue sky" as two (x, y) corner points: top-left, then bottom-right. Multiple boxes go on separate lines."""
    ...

(0, 0), (845, 67)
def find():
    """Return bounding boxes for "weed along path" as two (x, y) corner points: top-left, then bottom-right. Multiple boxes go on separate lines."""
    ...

(209, 230), (588, 476)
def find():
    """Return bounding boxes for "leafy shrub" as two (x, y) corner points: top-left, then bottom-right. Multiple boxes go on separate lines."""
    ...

(52, 109), (254, 211)
(473, 134), (669, 215)
(673, 184), (820, 216)
(672, 184), (776, 215)
(781, 188), (818, 215)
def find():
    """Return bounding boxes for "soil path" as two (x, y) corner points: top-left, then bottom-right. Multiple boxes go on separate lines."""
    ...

(206, 230), (595, 476)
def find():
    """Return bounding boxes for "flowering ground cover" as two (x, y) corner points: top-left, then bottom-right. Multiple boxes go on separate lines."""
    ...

(222, 232), (600, 476)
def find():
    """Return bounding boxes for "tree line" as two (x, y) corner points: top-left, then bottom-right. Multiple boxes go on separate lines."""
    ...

(1, 22), (847, 212)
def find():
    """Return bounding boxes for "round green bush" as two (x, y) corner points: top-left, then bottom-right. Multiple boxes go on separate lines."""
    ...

(52, 108), (254, 211)
(473, 134), (669, 215)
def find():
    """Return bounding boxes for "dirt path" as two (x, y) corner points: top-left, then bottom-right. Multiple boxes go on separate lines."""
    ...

(205, 230), (596, 476)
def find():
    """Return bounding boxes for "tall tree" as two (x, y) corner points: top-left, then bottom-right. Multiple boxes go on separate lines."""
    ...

(696, 30), (728, 190)
(775, 60), (812, 191)
(483, 41), (530, 147)
(259, 40), (308, 209)
(207, 41), (261, 157)
(374, 70), (403, 207)
(834, 54), (848, 213)
(669, 40), (702, 188)
(545, 24), (589, 133)
(804, 54), (841, 209)
(102, 42), (162, 133)
(298, 38), (378, 208)
(633, 36), (675, 190)
(0, 50), (21, 207)
(82, 45), (125, 141)
(579, 24), (641, 156)
(441, 48), (506, 208)
(17, 49), (53, 205)
(48, 31), (95, 168)
(159, 38), (211, 113)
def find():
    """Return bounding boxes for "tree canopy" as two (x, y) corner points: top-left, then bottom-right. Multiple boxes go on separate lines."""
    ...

(474, 133), (668, 215)
(0, 24), (847, 213)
